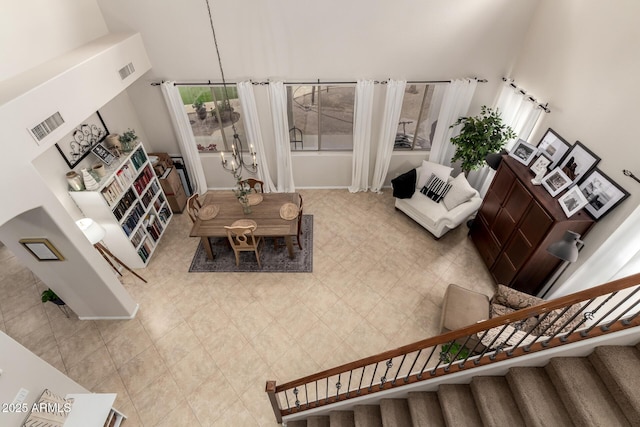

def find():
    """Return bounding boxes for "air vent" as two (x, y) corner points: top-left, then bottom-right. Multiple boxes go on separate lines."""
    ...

(118, 62), (135, 80)
(29, 112), (64, 143)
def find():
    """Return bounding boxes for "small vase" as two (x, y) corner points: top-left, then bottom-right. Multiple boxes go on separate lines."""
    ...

(239, 198), (252, 215)
(81, 168), (100, 190)
(92, 162), (106, 178)
(66, 171), (85, 191)
(105, 134), (121, 151)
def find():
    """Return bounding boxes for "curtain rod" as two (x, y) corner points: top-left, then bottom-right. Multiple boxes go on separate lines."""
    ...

(150, 77), (487, 87)
(502, 77), (551, 113)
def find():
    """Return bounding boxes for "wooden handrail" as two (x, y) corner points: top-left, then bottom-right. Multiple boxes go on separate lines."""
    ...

(274, 272), (640, 392)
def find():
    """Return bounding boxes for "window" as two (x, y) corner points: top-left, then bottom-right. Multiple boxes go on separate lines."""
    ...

(394, 84), (442, 151)
(179, 85), (245, 153)
(287, 85), (355, 151)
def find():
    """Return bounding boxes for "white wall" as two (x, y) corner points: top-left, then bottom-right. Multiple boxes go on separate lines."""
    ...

(509, 0), (640, 287)
(96, 0), (540, 189)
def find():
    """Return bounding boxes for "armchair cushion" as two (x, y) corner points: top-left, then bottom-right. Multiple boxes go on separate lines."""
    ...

(416, 160), (453, 189)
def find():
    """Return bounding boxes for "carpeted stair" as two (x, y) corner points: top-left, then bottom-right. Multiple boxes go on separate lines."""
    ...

(285, 344), (640, 426)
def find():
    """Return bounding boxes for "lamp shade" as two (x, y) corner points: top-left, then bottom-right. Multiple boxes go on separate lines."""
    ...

(485, 149), (508, 170)
(547, 231), (582, 262)
(75, 218), (106, 245)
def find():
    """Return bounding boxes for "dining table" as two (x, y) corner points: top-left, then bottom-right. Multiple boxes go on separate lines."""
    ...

(189, 191), (300, 261)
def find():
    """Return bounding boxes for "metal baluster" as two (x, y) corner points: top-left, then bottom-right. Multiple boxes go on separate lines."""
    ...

(325, 377), (329, 403)
(431, 340), (456, 375)
(405, 349), (422, 382)
(357, 366), (366, 395)
(473, 329), (493, 364)
(599, 287), (640, 330)
(622, 308), (640, 325)
(486, 324), (510, 360)
(392, 354), (407, 385)
(418, 346), (438, 379)
(315, 381), (319, 406)
(579, 291), (621, 336)
(304, 384), (309, 409)
(284, 389), (291, 410)
(446, 335), (474, 372)
(379, 359), (393, 389)
(293, 387), (300, 409)
(368, 362), (379, 392)
(543, 299), (596, 345)
(335, 374), (342, 400)
(346, 370), (353, 398)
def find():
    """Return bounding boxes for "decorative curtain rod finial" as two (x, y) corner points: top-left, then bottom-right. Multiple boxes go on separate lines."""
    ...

(623, 169), (640, 184)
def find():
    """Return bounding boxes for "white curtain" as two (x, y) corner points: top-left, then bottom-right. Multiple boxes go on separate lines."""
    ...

(349, 80), (375, 193)
(429, 78), (478, 167)
(160, 81), (208, 195)
(370, 79), (406, 193)
(467, 80), (545, 194)
(237, 81), (276, 193)
(268, 81), (295, 192)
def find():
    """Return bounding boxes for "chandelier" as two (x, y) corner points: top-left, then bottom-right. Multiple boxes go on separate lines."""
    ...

(205, 0), (257, 179)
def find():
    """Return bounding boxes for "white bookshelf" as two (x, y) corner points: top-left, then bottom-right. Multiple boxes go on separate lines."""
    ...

(69, 142), (172, 268)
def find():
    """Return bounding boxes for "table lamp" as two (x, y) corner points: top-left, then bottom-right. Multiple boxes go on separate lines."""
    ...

(538, 231), (584, 298)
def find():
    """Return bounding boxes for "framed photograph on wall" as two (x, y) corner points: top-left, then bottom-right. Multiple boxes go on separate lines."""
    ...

(19, 238), (65, 261)
(508, 139), (538, 166)
(558, 186), (588, 218)
(536, 128), (571, 169)
(578, 169), (629, 220)
(55, 111), (109, 169)
(541, 168), (572, 197)
(557, 141), (600, 185)
(530, 153), (552, 176)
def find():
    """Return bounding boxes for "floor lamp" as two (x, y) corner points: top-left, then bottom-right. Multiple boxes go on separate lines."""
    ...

(538, 230), (584, 299)
(75, 218), (147, 283)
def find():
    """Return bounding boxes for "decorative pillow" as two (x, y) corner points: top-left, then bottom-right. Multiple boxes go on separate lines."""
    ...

(491, 284), (545, 310)
(490, 303), (539, 333)
(420, 174), (452, 202)
(480, 325), (546, 349)
(22, 389), (74, 427)
(391, 168), (417, 199)
(532, 303), (584, 337)
(442, 173), (477, 211)
(416, 160), (453, 189)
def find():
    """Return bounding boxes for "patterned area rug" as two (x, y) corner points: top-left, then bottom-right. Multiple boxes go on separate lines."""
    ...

(188, 215), (313, 273)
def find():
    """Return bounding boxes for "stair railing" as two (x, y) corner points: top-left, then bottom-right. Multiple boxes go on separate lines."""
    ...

(265, 273), (640, 423)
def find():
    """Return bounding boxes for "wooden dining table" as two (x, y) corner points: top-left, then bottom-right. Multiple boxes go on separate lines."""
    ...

(189, 191), (300, 260)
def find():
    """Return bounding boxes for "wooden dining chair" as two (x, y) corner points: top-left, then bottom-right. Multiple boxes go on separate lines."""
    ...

(186, 194), (202, 223)
(274, 193), (304, 250)
(240, 178), (264, 193)
(224, 224), (264, 268)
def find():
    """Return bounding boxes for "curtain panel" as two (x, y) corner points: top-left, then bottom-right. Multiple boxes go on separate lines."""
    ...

(349, 80), (375, 193)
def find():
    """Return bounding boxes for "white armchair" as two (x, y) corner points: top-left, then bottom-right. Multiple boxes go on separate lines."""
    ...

(394, 166), (482, 239)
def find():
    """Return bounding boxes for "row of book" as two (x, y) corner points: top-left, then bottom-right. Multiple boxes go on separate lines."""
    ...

(140, 181), (159, 208)
(137, 238), (155, 263)
(158, 205), (171, 223)
(130, 147), (148, 170)
(153, 193), (166, 212)
(129, 226), (147, 249)
(132, 165), (155, 195)
(112, 188), (137, 222)
(121, 202), (146, 236)
(145, 214), (165, 242)
(100, 161), (136, 206)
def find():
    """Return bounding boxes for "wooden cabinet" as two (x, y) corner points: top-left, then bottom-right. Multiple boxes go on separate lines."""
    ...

(69, 143), (172, 268)
(470, 156), (594, 295)
(159, 166), (187, 213)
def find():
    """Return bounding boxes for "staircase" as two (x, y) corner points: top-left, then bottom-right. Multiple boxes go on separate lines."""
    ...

(285, 344), (640, 427)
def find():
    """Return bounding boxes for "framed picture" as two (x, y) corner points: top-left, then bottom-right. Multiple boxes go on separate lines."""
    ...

(19, 238), (65, 261)
(55, 111), (109, 169)
(536, 128), (571, 169)
(91, 142), (116, 165)
(558, 186), (589, 218)
(557, 141), (600, 185)
(541, 168), (572, 197)
(530, 154), (552, 176)
(508, 139), (537, 166)
(578, 169), (629, 220)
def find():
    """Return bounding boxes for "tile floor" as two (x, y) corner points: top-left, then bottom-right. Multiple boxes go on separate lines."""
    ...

(0, 189), (495, 426)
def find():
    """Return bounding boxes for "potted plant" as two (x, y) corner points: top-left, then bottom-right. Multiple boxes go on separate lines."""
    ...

(192, 97), (208, 120)
(41, 288), (65, 306)
(449, 106), (516, 174)
(118, 129), (138, 153)
(234, 176), (253, 214)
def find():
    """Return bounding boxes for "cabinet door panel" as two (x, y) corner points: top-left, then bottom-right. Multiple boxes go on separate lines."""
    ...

(504, 230), (533, 271)
(492, 253), (517, 285)
(504, 180), (530, 220)
(492, 164), (514, 203)
(519, 201), (553, 248)
(493, 209), (516, 245)
(481, 190), (502, 226)
(471, 217), (500, 267)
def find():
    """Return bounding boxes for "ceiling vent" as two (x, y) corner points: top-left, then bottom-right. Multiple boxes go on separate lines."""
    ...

(28, 112), (64, 144)
(118, 62), (135, 80)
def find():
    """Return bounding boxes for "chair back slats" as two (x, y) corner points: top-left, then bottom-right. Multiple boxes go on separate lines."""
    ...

(187, 194), (202, 223)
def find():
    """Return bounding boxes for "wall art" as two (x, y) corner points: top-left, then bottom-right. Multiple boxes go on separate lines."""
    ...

(55, 111), (109, 169)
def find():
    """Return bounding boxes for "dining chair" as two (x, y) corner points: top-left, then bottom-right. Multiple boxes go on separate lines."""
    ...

(275, 193), (304, 250)
(186, 194), (202, 223)
(224, 224), (264, 268)
(240, 178), (264, 193)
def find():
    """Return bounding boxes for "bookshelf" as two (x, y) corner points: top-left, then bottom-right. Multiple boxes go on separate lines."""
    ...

(69, 142), (172, 268)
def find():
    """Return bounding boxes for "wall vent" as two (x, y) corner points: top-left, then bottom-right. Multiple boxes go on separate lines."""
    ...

(118, 62), (135, 80)
(28, 112), (64, 143)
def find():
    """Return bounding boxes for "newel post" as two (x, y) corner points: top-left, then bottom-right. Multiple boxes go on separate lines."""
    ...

(266, 380), (283, 423)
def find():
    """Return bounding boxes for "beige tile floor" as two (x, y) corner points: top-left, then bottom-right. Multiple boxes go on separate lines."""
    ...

(0, 189), (495, 426)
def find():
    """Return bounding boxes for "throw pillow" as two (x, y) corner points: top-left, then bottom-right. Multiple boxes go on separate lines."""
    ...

(416, 160), (453, 189)
(391, 168), (417, 199)
(442, 173), (477, 211)
(420, 174), (452, 202)
(491, 284), (545, 310)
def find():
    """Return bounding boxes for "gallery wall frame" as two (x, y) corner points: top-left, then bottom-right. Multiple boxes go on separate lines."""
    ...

(557, 140), (601, 185)
(19, 238), (65, 261)
(536, 128), (571, 169)
(55, 111), (109, 169)
(508, 139), (537, 166)
(558, 186), (589, 218)
(542, 167), (572, 197)
(579, 168), (629, 220)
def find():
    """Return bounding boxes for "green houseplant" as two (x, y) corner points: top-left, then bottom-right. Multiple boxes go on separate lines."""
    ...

(449, 106), (516, 174)
(118, 129), (138, 153)
(192, 97), (208, 120)
(41, 288), (65, 306)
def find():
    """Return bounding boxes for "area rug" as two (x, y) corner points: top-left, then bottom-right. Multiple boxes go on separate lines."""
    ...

(189, 215), (313, 273)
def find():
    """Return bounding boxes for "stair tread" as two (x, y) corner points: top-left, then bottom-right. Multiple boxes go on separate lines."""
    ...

(470, 376), (524, 426)
(354, 405), (383, 427)
(307, 415), (330, 427)
(380, 399), (412, 427)
(589, 346), (640, 425)
(407, 392), (445, 427)
(506, 367), (573, 427)
(437, 384), (483, 427)
(329, 410), (355, 427)
(547, 357), (631, 426)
